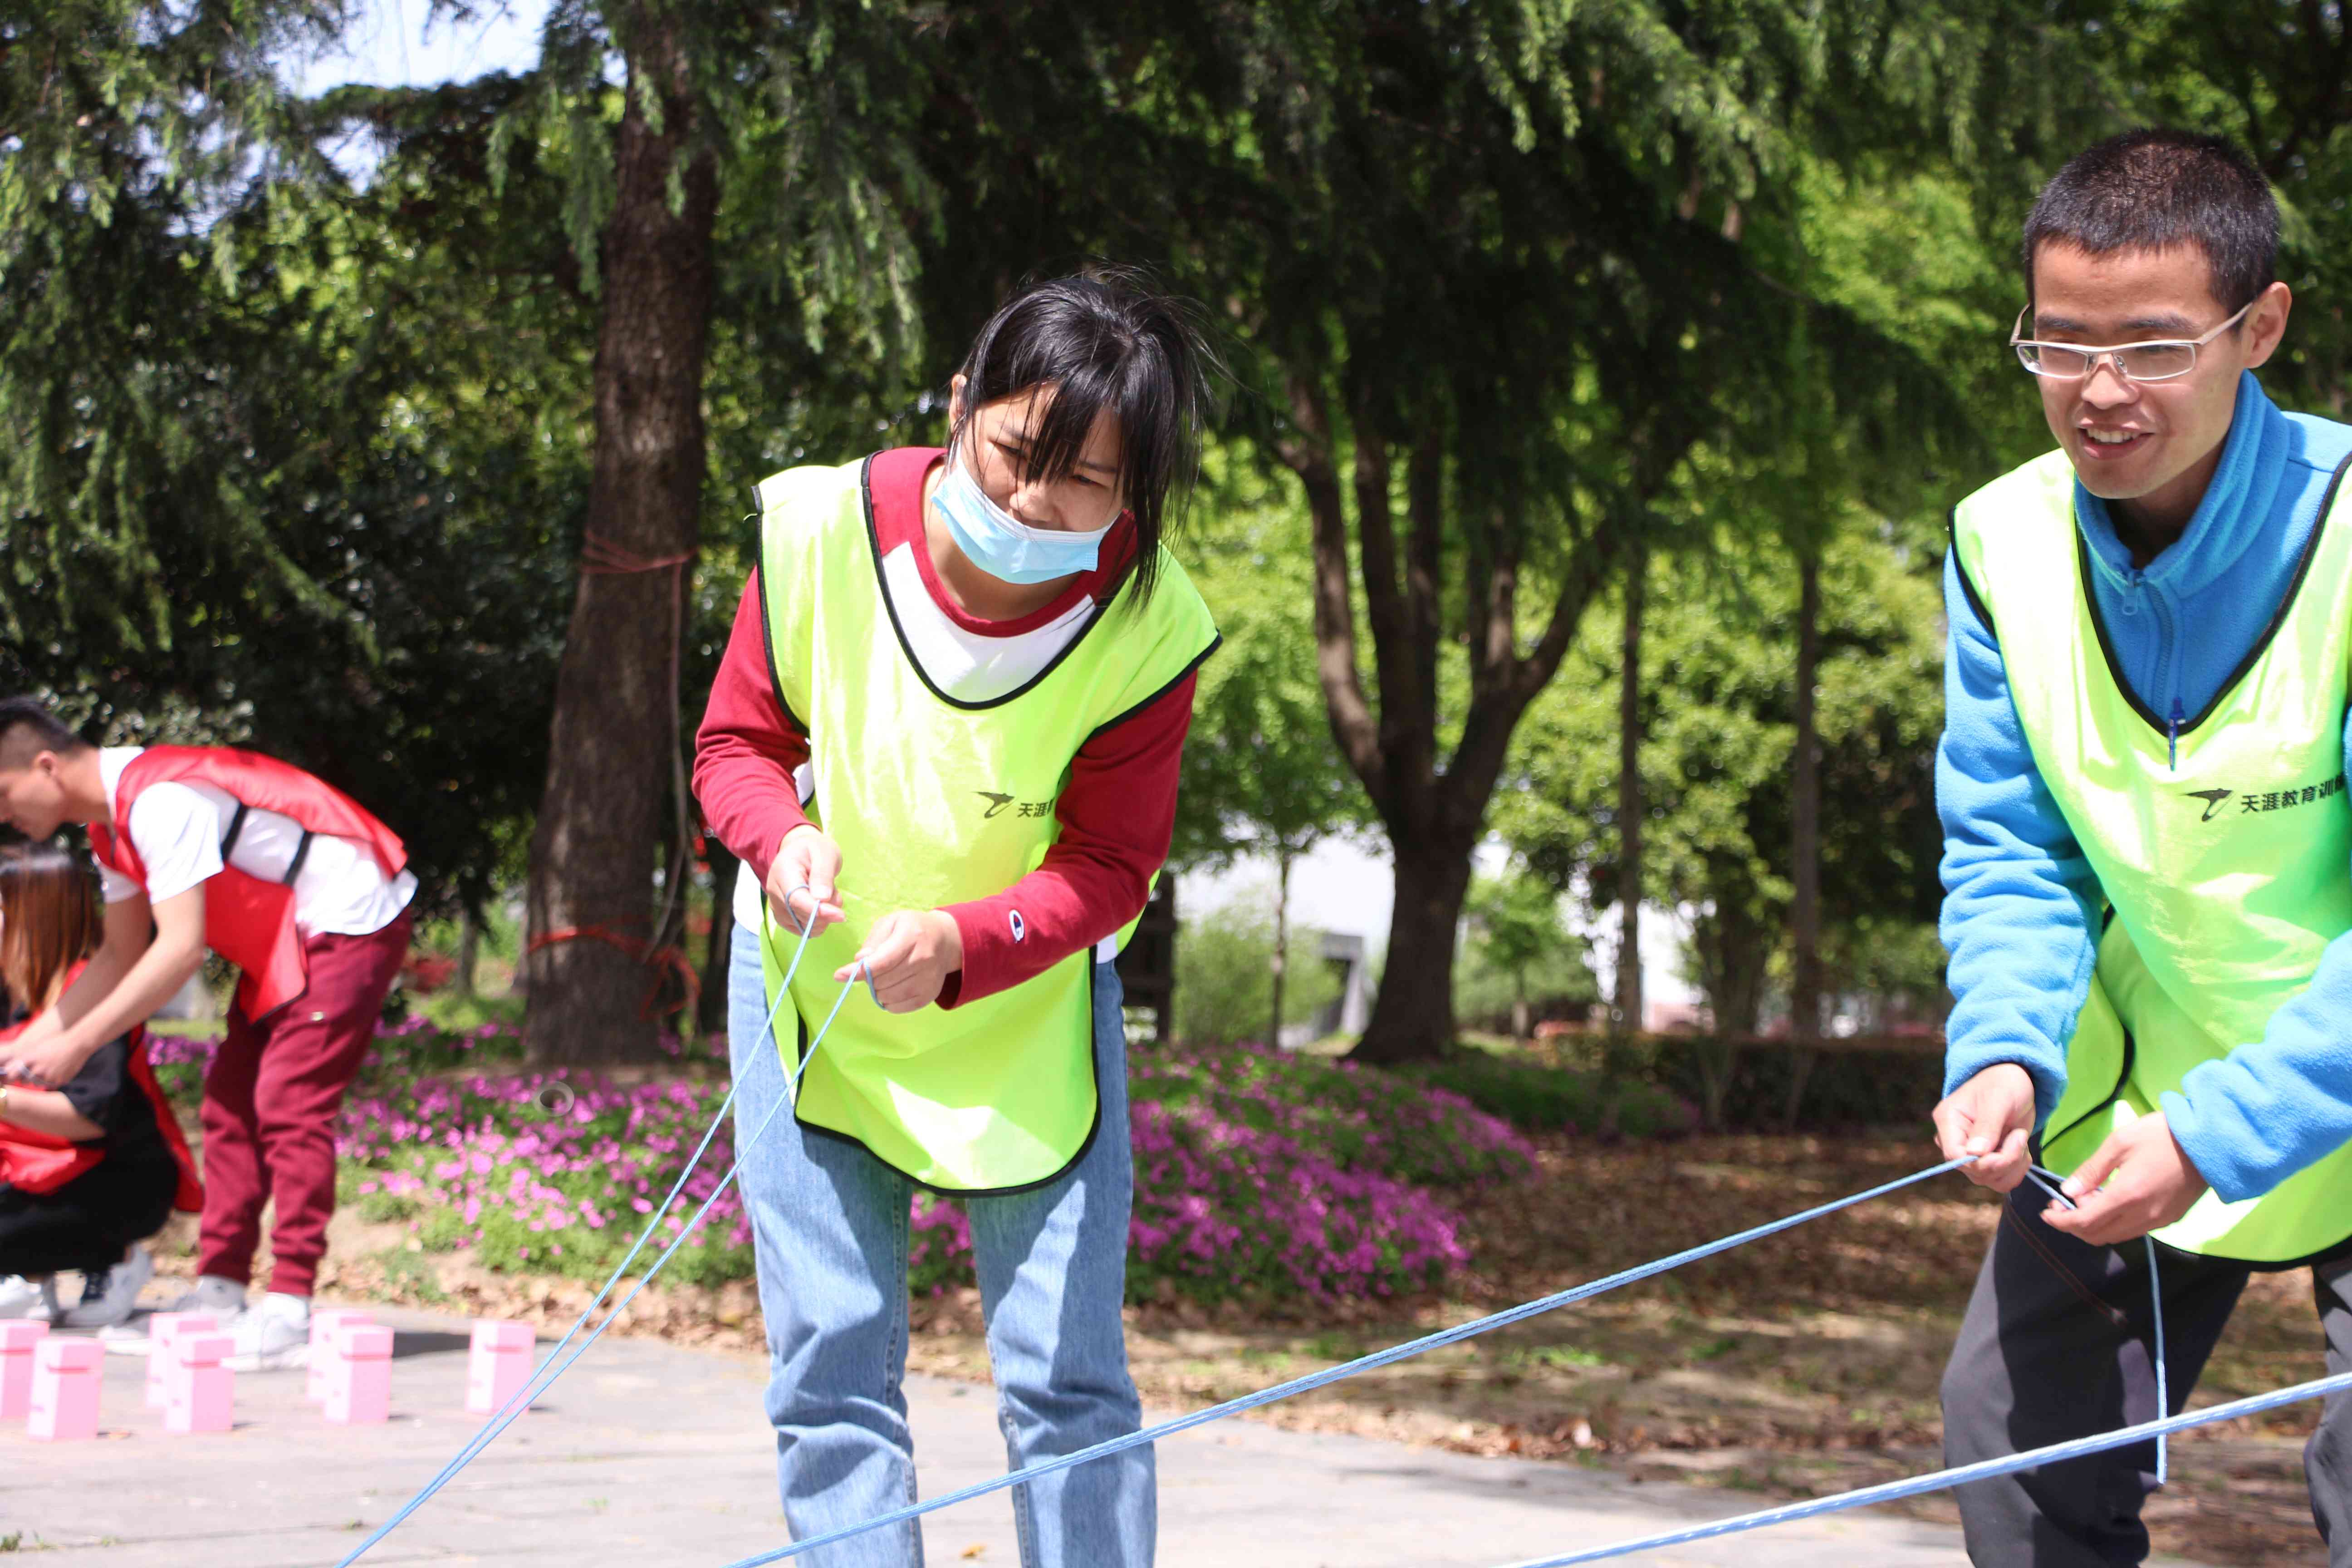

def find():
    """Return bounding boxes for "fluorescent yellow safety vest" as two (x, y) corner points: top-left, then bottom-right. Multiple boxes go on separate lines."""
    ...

(751, 456), (1219, 1193)
(1951, 448), (2352, 1262)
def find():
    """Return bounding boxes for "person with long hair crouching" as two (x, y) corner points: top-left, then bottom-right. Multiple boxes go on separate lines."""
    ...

(0, 843), (200, 1324)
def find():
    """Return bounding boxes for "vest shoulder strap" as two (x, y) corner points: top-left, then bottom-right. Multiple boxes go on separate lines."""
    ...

(1949, 449), (2078, 635)
(220, 801), (251, 858)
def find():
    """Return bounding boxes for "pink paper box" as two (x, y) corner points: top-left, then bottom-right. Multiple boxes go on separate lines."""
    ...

(323, 1322), (393, 1426)
(306, 1308), (373, 1403)
(26, 1336), (101, 1441)
(0, 1321), (49, 1421)
(466, 1320), (536, 1417)
(165, 1332), (234, 1435)
(145, 1312), (220, 1409)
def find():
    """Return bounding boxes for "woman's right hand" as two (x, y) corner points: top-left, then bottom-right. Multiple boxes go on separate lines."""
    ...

(765, 825), (846, 937)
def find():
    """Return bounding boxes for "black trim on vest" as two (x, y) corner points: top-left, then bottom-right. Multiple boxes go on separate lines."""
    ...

(1086, 634), (1222, 743)
(1946, 507), (1998, 641)
(2038, 1026), (2135, 1166)
(2229, 1226), (2352, 1272)
(2076, 450), (2352, 741)
(789, 954), (1113, 1200)
(2264, 1228), (2352, 1272)
(750, 539), (811, 739)
(219, 802), (251, 859)
(859, 453), (1119, 714)
(282, 830), (314, 887)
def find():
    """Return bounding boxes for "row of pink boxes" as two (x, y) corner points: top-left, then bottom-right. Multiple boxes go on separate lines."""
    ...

(0, 1312), (538, 1440)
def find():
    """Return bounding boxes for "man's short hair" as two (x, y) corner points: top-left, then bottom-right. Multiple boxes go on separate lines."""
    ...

(2024, 128), (2278, 314)
(0, 698), (87, 773)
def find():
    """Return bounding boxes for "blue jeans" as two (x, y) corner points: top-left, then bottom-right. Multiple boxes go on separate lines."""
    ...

(727, 925), (1154, 1568)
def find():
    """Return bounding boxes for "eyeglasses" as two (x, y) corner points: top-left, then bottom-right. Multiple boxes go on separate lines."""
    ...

(2010, 299), (2254, 382)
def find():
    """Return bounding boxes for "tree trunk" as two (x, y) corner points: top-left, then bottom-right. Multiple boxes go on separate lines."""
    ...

(1615, 544), (1646, 1035)
(1274, 379), (1635, 1068)
(1510, 974), (1530, 1045)
(1786, 550), (1824, 1126)
(453, 905), (480, 1000)
(1352, 837), (1477, 1064)
(1268, 845), (1292, 1049)
(521, 10), (719, 1067)
(699, 839), (739, 1039)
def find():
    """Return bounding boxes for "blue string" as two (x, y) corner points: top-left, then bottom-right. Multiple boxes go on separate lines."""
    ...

(2021, 1161), (2168, 1484)
(711, 1155), (1975, 1568)
(338, 890), (849, 1567)
(2020, 1161), (2072, 1210)
(339, 910), (2200, 1568)
(1496, 1362), (2352, 1567)
(2148, 1235), (2169, 1484)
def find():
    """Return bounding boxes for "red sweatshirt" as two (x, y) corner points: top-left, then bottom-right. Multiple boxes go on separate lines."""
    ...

(694, 446), (1198, 1007)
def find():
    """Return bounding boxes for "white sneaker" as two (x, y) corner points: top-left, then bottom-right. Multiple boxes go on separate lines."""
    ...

(225, 1292), (312, 1372)
(0, 1275), (57, 1321)
(59, 1245), (152, 1329)
(155, 1274), (249, 1317)
(98, 1272), (247, 1353)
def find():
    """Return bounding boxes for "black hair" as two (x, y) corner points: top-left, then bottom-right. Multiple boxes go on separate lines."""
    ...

(2024, 128), (2278, 316)
(949, 268), (1218, 604)
(0, 698), (84, 772)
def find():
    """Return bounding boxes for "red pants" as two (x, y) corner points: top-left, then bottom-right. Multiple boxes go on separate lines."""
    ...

(198, 915), (411, 1295)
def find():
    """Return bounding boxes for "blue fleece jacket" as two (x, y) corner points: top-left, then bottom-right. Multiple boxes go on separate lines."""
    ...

(1939, 372), (2352, 1203)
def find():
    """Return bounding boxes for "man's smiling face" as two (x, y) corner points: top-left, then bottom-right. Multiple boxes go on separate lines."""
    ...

(2028, 241), (2288, 534)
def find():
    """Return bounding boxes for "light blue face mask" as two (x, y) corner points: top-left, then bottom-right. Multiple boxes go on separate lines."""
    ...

(931, 456), (1116, 585)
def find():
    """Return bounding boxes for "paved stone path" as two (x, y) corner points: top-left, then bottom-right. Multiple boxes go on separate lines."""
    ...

(1, 1305), (2216, 1566)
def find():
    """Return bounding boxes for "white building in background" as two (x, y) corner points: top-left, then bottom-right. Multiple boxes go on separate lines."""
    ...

(1180, 836), (1705, 1038)
(1569, 890), (1711, 1034)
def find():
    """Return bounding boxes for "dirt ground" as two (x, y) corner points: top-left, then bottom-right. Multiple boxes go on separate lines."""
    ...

(138, 1130), (2336, 1566)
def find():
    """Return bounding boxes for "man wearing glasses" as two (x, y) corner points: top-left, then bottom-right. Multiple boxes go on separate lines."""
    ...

(1932, 127), (2352, 1563)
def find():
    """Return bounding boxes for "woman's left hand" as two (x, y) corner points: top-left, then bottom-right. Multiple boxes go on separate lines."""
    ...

(842, 910), (964, 1013)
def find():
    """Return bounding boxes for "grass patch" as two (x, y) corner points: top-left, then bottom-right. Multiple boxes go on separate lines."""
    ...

(375, 1248), (448, 1303)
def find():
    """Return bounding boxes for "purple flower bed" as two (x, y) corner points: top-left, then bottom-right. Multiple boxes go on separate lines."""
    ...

(153, 1022), (1534, 1303)
(1128, 1042), (1536, 1191)
(342, 1073), (755, 1287)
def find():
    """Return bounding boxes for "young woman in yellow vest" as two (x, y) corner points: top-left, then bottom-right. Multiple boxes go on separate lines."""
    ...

(1932, 130), (2352, 1563)
(693, 273), (1219, 1567)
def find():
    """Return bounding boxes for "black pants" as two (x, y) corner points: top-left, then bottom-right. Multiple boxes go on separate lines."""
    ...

(0, 1153), (176, 1276)
(1942, 1184), (2352, 1565)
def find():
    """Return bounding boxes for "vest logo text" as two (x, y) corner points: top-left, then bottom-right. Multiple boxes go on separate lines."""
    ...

(976, 790), (1054, 821)
(2185, 773), (2349, 823)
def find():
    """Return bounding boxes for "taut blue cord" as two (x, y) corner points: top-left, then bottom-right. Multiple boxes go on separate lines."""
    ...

(2022, 1161), (2169, 1483)
(2146, 1235), (2169, 1483)
(338, 891), (850, 1567)
(1498, 1363), (2352, 1567)
(712, 1155), (1975, 1567)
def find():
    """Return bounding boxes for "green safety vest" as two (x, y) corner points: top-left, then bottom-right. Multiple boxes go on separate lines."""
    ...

(751, 456), (1219, 1193)
(1951, 447), (2352, 1263)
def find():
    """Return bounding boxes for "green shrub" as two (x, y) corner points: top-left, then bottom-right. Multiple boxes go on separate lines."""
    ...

(1405, 1051), (1695, 1139)
(1174, 894), (1341, 1047)
(1651, 1038), (1941, 1131)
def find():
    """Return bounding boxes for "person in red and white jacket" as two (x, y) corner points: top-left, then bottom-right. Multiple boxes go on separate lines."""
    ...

(0, 699), (414, 1367)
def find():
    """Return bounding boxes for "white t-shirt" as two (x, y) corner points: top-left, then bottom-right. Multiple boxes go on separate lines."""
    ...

(727, 541), (1100, 933)
(95, 748), (417, 938)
